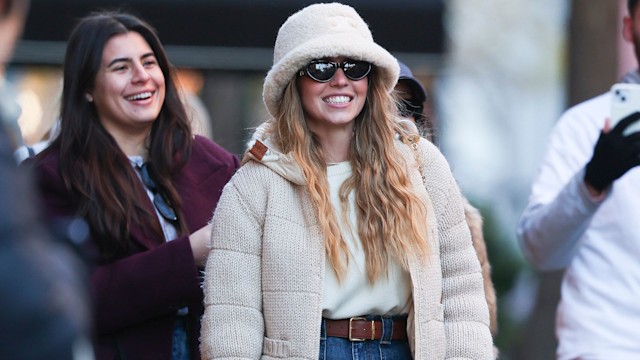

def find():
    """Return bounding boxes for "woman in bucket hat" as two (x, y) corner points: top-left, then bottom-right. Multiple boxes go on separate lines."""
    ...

(200, 3), (494, 359)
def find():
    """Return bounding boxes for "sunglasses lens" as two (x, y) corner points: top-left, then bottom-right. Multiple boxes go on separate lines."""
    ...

(306, 61), (336, 82)
(140, 163), (178, 222)
(343, 61), (371, 80)
(304, 60), (372, 82)
(140, 163), (154, 188)
(153, 193), (178, 221)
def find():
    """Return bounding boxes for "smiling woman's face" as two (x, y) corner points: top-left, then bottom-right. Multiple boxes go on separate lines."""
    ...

(89, 31), (165, 138)
(297, 56), (368, 135)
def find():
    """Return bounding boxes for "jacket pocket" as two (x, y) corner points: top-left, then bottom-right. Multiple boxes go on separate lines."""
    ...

(434, 302), (444, 321)
(424, 319), (446, 358)
(418, 304), (445, 358)
(263, 337), (290, 358)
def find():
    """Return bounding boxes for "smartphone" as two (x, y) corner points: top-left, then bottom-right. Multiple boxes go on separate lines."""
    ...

(610, 83), (640, 135)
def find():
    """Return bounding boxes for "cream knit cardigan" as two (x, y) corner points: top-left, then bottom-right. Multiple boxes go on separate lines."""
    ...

(200, 135), (494, 359)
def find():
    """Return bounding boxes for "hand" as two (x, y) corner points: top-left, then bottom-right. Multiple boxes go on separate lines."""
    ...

(584, 112), (640, 192)
(189, 223), (212, 268)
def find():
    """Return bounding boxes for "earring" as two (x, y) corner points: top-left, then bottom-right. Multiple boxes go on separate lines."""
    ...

(85, 93), (93, 102)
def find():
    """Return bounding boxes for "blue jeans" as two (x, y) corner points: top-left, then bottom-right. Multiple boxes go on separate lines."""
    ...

(319, 315), (411, 359)
(171, 316), (191, 360)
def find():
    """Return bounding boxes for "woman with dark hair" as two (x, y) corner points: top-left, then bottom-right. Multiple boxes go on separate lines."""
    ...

(27, 11), (239, 360)
(200, 3), (493, 359)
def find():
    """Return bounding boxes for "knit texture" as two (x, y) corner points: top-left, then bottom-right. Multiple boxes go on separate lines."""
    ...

(262, 2), (400, 117)
(200, 133), (494, 359)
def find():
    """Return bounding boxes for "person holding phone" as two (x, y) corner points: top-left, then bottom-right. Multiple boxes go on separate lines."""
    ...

(27, 11), (239, 359)
(200, 3), (494, 359)
(517, 1), (640, 359)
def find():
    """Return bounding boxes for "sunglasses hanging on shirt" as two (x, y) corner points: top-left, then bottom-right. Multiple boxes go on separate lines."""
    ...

(139, 162), (178, 222)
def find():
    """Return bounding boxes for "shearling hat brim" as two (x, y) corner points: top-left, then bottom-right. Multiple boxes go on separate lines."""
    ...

(262, 3), (400, 118)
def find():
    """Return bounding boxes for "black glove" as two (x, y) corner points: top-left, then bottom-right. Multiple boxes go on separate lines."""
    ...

(584, 111), (640, 192)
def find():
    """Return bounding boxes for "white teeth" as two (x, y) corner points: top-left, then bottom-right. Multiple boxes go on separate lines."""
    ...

(126, 92), (152, 101)
(324, 96), (351, 104)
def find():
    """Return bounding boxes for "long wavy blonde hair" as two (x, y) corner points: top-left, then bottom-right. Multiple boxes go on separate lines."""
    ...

(271, 68), (430, 283)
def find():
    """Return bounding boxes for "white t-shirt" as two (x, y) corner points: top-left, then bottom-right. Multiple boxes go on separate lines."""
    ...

(321, 161), (411, 319)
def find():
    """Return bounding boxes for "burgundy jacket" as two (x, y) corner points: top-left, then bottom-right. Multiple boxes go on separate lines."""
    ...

(29, 136), (239, 360)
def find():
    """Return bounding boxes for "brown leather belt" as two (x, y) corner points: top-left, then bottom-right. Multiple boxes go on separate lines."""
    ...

(324, 316), (408, 341)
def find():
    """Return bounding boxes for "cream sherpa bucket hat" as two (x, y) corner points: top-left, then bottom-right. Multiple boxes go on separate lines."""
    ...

(262, 2), (400, 117)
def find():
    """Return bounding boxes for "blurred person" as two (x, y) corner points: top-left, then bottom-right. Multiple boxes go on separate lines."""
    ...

(13, 116), (59, 163)
(1, 0), (93, 358)
(176, 68), (214, 140)
(200, 3), (494, 359)
(394, 60), (432, 140)
(0, 0), (26, 151)
(394, 59), (499, 340)
(517, 1), (640, 359)
(26, 11), (239, 360)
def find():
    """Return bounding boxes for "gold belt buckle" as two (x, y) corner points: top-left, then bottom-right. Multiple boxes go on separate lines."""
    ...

(348, 317), (375, 341)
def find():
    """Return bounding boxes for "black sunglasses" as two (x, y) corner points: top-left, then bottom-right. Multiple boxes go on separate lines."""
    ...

(139, 163), (178, 222)
(299, 60), (372, 82)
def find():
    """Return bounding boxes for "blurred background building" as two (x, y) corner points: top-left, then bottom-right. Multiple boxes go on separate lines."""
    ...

(5, 0), (633, 359)
(11, 0), (444, 154)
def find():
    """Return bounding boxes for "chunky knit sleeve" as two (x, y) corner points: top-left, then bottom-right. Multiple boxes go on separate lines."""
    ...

(200, 171), (265, 359)
(419, 139), (495, 359)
